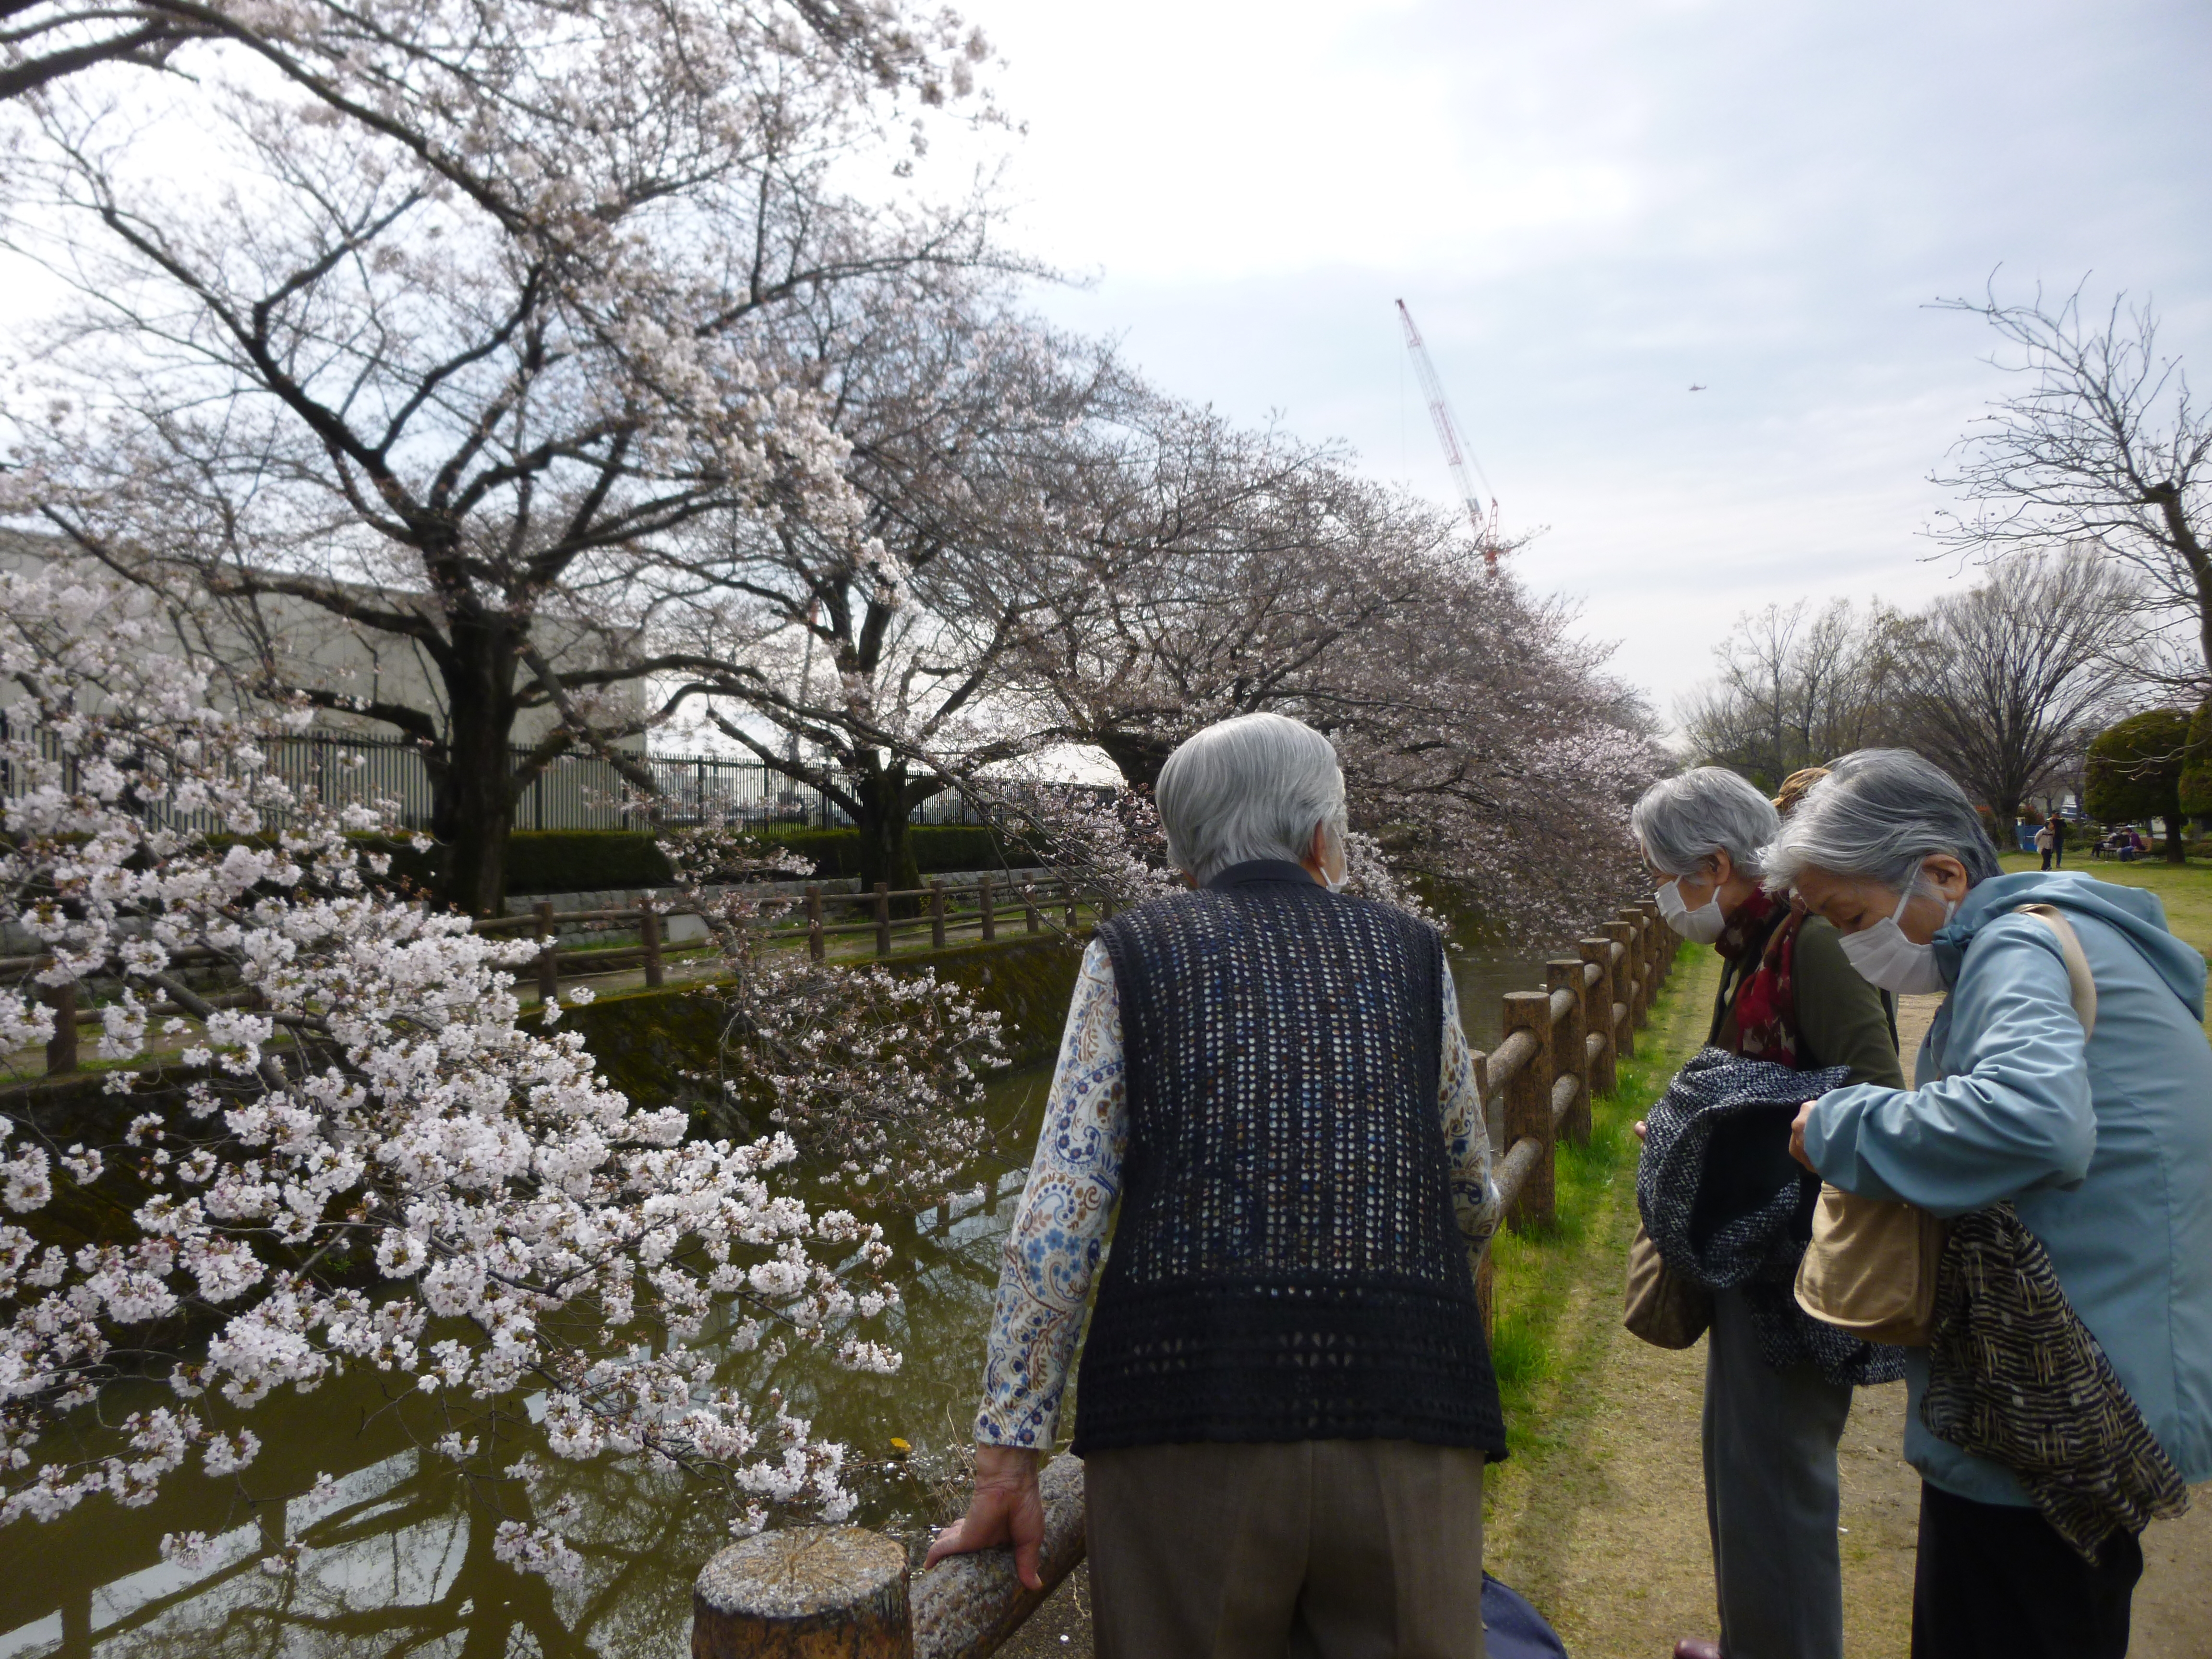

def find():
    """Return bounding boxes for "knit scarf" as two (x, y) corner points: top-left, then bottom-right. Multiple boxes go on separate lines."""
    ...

(1924, 1203), (2190, 1560)
(1714, 889), (1804, 1068)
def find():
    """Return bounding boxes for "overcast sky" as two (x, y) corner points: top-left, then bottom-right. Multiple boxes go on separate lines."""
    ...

(954, 0), (2212, 728)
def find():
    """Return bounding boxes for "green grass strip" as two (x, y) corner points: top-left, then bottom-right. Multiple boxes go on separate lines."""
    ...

(1484, 941), (1719, 1460)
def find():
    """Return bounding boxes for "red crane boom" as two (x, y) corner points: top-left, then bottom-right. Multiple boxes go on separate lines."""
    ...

(1396, 298), (1503, 569)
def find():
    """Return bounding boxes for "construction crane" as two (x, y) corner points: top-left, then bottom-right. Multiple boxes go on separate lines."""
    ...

(1395, 298), (1503, 570)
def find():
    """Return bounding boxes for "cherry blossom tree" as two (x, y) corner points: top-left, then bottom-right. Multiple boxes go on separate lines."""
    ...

(0, 559), (926, 1569)
(635, 283), (1118, 891)
(994, 416), (1663, 943)
(1, 0), (1005, 914)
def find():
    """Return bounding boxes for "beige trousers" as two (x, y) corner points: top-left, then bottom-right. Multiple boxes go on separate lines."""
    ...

(1084, 1439), (1488, 1659)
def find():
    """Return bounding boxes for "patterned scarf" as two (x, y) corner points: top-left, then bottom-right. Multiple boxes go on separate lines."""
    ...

(1714, 889), (1804, 1068)
(1924, 1203), (2190, 1560)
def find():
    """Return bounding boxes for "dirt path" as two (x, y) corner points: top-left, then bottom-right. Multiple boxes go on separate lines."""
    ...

(1473, 947), (1926, 1657)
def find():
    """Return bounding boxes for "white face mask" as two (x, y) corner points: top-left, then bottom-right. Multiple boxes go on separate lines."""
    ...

(1837, 886), (1954, 995)
(1655, 873), (1727, 945)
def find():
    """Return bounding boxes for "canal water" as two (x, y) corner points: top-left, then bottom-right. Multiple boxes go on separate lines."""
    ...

(0, 947), (1543, 1659)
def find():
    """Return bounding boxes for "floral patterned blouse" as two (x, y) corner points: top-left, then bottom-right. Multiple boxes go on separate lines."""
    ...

(974, 939), (1505, 1448)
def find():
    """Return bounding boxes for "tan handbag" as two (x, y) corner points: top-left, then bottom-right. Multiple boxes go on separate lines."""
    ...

(1624, 1220), (1713, 1348)
(1794, 904), (2096, 1346)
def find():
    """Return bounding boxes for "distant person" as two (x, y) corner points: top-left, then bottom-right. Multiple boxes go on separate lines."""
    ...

(1630, 765), (1906, 1659)
(2035, 820), (2056, 870)
(1770, 750), (2212, 1659)
(926, 711), (1506, 1659)
(2048, 813), (2068, 868)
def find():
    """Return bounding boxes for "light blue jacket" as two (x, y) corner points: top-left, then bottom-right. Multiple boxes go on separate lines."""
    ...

(1804, 871), (2212, 1505)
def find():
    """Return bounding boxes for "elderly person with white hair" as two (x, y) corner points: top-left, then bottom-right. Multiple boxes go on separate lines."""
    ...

(926, 710), (1507, 1659)
(1629, 766), (1906, 1659)
(1769, 749), (2212, 1659)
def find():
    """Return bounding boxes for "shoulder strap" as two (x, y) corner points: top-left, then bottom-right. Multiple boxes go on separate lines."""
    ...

(2013, 903), (2098, 1038)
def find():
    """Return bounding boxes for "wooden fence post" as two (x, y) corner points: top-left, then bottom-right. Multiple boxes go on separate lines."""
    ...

(693, 1526), (909, 1658)
(1603, 920), (1638, 1059)
(929, 879), (947, 950)
(640, 901), (664, 990)
(1624, 911), (1656, 1029)
(45, 980), (77, 1077)
(873, 882), (891, 957)
(693, 1460), (1091, 1659)
(1501, 989), (1555, 1230)
(978, 873), (996, 943)
(1645, 901), (1674, 987)
(535, 901), (558, 1003)
(1547, 959), (1590, 1145)
(806, 884), (825, 962)
(1023, 883), (1040, 934)
(1578, 938), (1615, 1097)
(1063, 884), (1077, 928)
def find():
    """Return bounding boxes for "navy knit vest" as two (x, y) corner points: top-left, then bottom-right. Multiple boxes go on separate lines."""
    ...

(1073, 860), (1506, 1458)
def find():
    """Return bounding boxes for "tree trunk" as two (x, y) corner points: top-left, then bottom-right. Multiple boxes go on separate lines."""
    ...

(432, 619), (524, 917)
(2165, 783), (2188, 863)
(1992, 793), (2023, 850)
(441, 756), (516, 916)
(851, 761), (921, 900)
(1094, 729), (1177, 793)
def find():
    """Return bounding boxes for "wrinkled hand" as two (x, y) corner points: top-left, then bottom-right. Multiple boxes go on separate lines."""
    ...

(1632, 1118), (1647, 1143)
(923, 1445), (1046, 1590)
(1789, 1101), (1818, 1171)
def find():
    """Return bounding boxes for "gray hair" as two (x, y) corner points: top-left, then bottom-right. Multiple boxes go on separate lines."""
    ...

(1630, 767), (1780, 879)
(1760, 748), (2002, 894)
(1155, 711), (1346, 883)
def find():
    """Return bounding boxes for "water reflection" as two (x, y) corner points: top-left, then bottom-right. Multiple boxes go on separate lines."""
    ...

(0, 946), (1541, 1658)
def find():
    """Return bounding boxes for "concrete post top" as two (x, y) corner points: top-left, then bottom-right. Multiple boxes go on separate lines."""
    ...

(695, 1525), (906, 1620)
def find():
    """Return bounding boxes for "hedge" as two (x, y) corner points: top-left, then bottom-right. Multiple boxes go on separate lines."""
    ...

(505, 830), (674, 893)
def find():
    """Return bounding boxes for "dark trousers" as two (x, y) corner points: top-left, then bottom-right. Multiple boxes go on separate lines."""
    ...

(1910, 1482), (2141, 1659)
(1086, 1439), (1487, 1659)
(1702, 1289), (1850, 1659)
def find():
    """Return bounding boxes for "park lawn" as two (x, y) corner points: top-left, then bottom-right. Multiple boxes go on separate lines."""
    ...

(1996, 849), (2212, 963)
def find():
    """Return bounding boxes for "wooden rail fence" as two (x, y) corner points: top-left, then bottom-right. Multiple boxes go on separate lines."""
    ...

(690, 899), (1685, 1659)
(4, 874), (1106, 1079)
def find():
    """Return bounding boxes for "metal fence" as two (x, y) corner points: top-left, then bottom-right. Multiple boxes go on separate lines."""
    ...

(0, 720), (1004, 832)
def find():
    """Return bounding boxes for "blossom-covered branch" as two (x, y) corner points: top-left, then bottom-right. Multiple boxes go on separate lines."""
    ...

(0, 561), (909, 1568)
